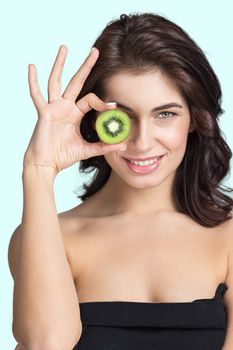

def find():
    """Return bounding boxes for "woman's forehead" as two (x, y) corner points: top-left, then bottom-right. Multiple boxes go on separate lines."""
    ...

(104, 71), (187, 109)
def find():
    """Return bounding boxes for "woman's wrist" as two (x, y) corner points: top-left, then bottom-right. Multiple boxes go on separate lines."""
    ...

(22, 163), (57, 187)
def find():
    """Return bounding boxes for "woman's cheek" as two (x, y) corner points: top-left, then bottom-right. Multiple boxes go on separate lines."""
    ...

(163, 123), (190, 152)
(104, 153), (119, 168)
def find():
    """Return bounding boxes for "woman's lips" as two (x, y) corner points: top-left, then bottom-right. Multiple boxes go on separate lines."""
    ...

(124, 155), (164, 161)
(123, 155), (164, 175)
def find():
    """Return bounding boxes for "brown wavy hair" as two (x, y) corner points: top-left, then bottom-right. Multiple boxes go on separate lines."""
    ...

(74, 12), (233, 227)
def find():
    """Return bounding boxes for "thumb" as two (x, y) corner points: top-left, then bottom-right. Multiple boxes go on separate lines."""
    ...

(91, 142), (128, 158)
(102, 142), (128, 154)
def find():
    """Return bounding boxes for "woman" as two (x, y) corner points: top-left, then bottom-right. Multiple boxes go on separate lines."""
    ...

(8, 12), (233, 350)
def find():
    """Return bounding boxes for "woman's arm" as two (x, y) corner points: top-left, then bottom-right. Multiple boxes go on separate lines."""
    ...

(8, 45), (124, 350)
(8, 165), (82, 350)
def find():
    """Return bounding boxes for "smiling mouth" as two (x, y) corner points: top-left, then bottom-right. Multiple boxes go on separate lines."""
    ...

(123, 155), (165, 174)
(123, 155), (164, 165)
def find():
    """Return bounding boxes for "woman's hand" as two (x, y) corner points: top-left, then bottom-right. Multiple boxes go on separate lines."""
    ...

(24, 45), (127, 176)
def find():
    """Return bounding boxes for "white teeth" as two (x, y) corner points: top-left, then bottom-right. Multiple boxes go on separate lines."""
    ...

(128, 157), (160, 166)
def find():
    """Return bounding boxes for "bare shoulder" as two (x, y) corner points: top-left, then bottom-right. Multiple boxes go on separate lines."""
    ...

(218, 213), (233, 288)
(57, 204), (85, 252)
(221, 214), (233, 275)
(222, 213), (233, 247)
(58, 205), (84, 231)
(57, 203), (89, 279)
(220, 213), (233, 346)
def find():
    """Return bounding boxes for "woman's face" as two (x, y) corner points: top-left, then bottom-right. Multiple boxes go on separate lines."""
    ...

(96, 70), (194, 189)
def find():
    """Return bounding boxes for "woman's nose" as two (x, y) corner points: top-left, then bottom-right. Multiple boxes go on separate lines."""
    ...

(130, 118), (155, 149)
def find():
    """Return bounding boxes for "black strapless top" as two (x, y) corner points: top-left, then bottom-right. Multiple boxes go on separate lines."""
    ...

(73, 282), (228, 350)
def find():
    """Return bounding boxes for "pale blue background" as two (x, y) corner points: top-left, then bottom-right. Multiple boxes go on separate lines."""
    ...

(1, 0), (232, 348)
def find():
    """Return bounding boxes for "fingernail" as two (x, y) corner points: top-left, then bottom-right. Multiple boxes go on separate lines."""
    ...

(106, 101), (117, 106)
(120, 145), (127, 151)
(89, 47), (96, 55)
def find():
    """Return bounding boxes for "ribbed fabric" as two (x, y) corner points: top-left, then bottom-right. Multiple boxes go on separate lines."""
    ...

(72, 282), (227, 350)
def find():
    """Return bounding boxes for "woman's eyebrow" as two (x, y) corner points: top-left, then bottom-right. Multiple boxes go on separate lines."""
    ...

(110, 101), (183, 112)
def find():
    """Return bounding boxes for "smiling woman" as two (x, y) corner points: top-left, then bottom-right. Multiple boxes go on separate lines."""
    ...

(68, 13), (233, 349)
(76, 12), (232, 228)
(9, 10), (233, 350)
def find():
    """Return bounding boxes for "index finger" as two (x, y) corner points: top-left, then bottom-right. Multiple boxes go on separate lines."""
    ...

(62, 47), (99, 101)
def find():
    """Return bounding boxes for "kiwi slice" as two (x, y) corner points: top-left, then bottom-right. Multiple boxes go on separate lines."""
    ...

(95, 109), (131, 144)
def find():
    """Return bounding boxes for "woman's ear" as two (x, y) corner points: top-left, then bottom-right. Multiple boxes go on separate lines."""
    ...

(188, 122), (195, 133)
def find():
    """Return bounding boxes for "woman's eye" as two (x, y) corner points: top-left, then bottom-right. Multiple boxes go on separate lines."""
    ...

(158, 111), (176, 119)
(126, 111), (176, 120)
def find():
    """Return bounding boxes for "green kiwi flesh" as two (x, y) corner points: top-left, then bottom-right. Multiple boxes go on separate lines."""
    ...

(95, 109), (131, 144)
